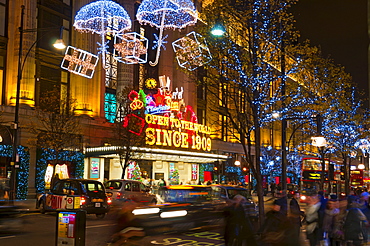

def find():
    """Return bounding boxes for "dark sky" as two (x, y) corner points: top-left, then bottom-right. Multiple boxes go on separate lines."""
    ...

(291, 0), (369, 101)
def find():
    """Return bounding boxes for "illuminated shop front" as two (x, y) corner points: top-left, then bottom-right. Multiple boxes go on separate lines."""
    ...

(85, 76), (227, 183)
(85, 146), (228, 184)
(35, 150), (84, 194)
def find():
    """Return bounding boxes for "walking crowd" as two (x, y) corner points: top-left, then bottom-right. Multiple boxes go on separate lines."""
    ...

(223, 190), (370, 246)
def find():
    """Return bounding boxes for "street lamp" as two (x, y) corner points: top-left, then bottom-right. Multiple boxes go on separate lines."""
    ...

(211, 23), (226, 36)
(9, 5), (66, 203)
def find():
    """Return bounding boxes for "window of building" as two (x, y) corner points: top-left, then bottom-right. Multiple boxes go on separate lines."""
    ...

(104, 92), (117, 123)
(0, 156), (9, 178)
(0, 0), (5, 37)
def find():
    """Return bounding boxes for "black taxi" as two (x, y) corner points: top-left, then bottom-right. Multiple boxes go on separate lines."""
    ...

(37, 179), (111, 218)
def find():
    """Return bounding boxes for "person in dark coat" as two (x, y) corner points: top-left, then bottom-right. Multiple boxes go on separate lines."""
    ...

(344, 201), (368, 246)
(50, 173), (60, 189)
(270, 182), (276, 197)
(305, 194), (321, 246)
(275, 191), (288, 216)
(359, 191), (370, 243)
(224, 194), (256, 246)
(286, 191), (304, 246)
(259, 200), (287, 246)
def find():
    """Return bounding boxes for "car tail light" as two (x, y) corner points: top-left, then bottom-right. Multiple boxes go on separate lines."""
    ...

(80, 196), (87, 205)
(116, 192), (121, 199)
(107, 197), (112, 205)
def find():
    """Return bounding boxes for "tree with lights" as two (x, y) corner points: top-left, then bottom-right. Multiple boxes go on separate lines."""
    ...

(285, 44), (363, 193)
(108, 86), (147, 179)
(323, 88), (370, 195)
(170, 168), (180, 185)
(27, 88), (82, 189)
(129, 162), (142, 181)
(194, 0), (365, 223)
(195, 0), (302, 223)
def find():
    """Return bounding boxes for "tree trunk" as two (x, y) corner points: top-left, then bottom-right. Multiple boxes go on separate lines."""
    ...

(255, 122), (265, 227)
(343, 156), (350, 196)
(120, 156), (127, 179)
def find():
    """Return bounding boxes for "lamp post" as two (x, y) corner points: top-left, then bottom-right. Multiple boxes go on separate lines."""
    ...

(311, 114), (327, 192)
(9, 5), (66, 203)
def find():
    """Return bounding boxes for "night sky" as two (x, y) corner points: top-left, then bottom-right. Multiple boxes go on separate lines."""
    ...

(290, 0), (369, 102)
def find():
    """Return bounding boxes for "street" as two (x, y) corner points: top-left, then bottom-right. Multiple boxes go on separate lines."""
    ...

(0, 210), (226, 246)
(0, 195), (311, 246)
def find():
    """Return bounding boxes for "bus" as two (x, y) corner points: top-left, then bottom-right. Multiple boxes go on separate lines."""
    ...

(300, 157), (344, 198)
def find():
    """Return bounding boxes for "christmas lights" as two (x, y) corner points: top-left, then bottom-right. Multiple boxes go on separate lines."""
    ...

(36, 149), (84, 193)
(74, 0), (132, 67)
(136, 0), (198, 66)
(74, 0), (131, 34)
(113, 32), (148, 64)
(0, 145), (29, 199)
(172, 31), (212, 71)
(105, 92), (117, 123)
(61, 46), (99, 79)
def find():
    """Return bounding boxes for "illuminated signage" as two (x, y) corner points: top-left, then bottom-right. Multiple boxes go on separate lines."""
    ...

(308, 173), (321, 180)
(145, 114), (212, 151)
(302, 170), (328, 181)
(124, 76), (212, 152)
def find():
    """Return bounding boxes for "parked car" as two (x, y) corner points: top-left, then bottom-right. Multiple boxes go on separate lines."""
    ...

(210, 184), (258, 219)
(130, 185), (224, 235)
(37, 179), (110, 218)
(105, 179), (157, 206)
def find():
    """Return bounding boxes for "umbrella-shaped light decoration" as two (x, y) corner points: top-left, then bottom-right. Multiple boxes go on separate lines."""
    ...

(73, 0), (132, 67)
(136, 0), (198, 66)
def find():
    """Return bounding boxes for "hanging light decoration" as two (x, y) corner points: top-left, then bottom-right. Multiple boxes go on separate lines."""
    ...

(172, 31), (212, 71)
(61, 46), (99, 79)
(113, 32), (148, 64)
(136, 0), (198, 66)
(73, 0), (132, 67)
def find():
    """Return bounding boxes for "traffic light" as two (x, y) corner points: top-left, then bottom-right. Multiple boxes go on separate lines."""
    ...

(340, 165), (345, 180)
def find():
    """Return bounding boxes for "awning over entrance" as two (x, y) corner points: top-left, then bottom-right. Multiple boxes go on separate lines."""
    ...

(85, 146), (228, 163)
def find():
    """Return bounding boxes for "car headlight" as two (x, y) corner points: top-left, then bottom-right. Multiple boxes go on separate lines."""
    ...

(160, 210), (187, 218)
(301, 195), (307, 201)
(132, 207), (160, 215)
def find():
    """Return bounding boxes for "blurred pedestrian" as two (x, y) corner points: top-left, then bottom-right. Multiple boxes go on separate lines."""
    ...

(158, 178), (166, 187)
(286, 191), (304, 246)
(270, 182), (276, 198)
(305, 194), (321, 246)
(51, 173), (60, 188)
(321, 199), (339, 246)
(109, 201), (144, 245)
(344, 201), (368, 246)
(358, 191), (370, 243)
(224, 194), (257, 246)
(259, 200), (287, 246)
(332, 199), (348, 245)
(275, 191), (288, 216)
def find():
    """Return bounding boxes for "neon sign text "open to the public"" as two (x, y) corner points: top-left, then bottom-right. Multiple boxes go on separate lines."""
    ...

(145, 114), (212, 151)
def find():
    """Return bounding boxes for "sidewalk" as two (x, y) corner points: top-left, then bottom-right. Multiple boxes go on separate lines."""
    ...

(6, 199), (38, 213)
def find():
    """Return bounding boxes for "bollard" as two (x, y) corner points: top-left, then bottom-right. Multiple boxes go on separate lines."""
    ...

(56, 210), (86, 246)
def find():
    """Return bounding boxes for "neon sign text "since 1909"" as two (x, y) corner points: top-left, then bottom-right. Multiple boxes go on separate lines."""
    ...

(145, 114), (212, 151)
